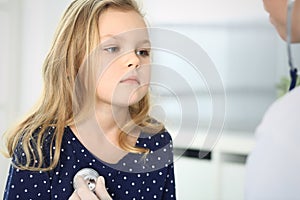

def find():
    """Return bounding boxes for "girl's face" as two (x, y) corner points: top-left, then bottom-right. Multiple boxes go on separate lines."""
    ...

(95, 8), (150, 107)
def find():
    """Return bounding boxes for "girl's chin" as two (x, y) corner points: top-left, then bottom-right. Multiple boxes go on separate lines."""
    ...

(114, 87), (147, 104)
(96, 86), (148, 107)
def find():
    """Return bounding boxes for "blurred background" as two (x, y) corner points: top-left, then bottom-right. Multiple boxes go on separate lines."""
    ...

(1, 0), (300, 199)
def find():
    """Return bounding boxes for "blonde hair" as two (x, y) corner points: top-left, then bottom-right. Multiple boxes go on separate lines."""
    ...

(3, 0), (163, 171)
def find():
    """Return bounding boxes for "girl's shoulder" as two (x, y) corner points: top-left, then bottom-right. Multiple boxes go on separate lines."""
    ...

(12, 126), (59, 167)
(138, 130), (173, 151)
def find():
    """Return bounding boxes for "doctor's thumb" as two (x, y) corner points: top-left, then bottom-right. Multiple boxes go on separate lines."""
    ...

(94, 176), (112, 200)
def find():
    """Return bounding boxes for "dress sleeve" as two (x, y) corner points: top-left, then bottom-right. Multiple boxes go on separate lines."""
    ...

(162, 162), (176, 199)
(4, 164), (51, 199)
(161, 132), (176, 200)
(3, 128), (54, 199)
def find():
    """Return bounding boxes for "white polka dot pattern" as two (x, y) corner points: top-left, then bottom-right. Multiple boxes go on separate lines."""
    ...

(3, 127), (176, 199)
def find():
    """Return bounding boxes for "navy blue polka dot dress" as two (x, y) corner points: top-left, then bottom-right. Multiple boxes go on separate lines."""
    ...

(4, 127), (176, 199)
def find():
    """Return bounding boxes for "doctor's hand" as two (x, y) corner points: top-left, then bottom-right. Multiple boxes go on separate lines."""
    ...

(69, 176), (112, 200)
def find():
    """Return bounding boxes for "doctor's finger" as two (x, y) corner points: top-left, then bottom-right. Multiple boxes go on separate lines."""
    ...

(68, 191), (81, 200)
(74, 176), (99, 200)
(94, 176), (112, 200)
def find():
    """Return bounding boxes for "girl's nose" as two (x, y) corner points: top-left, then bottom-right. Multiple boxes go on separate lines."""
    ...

(126, 51), (140, 68)
(127, 63), (139, 68)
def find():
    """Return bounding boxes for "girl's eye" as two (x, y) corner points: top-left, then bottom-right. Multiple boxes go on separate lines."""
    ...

(104, 46), (119, 53)
(136, 49), (150, 57)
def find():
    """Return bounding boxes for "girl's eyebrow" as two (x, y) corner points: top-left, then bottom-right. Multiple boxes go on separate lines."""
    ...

(100, 34), (121, 41)
(101, 34), (151, 45)
(138, 39), (151, 46)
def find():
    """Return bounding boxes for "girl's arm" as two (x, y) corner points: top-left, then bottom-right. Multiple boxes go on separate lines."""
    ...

(160, 132), (176, 200)
(162, 162), (176, 200)
(4, 165), (51, 199)
(4, 132), (53, 199)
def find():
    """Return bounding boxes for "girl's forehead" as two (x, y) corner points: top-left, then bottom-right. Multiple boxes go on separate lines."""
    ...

(98, 8), (147, 37)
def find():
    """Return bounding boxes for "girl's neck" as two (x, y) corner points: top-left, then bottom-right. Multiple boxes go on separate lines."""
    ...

(70, 102), (138, 164)
(72, 101), (133, 147)
(94, 103), (130, 137)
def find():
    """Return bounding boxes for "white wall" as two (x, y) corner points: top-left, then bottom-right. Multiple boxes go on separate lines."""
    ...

(142, 0), (268, 24)
(0, 0), (22, 197)
(142, 0), (300, 132)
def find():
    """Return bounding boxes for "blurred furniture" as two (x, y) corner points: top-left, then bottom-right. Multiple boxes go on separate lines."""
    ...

(174, 130), (254, 200)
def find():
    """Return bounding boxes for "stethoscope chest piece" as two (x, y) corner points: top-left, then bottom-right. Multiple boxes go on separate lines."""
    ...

(73, 168), (100, 192)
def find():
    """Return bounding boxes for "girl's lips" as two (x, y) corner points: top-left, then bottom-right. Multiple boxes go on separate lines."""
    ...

(120, 76), (140, 84)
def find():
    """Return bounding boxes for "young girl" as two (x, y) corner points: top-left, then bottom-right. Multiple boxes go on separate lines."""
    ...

(3, 0), (176, 199)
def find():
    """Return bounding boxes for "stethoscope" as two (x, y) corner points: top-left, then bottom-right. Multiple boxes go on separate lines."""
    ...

(287, 0), (298, 91)
(73, 168), (99, 192)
